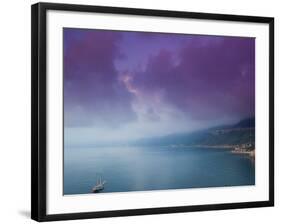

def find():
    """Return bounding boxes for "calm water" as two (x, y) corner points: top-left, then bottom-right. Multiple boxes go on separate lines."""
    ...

(64, 146), (255, 195)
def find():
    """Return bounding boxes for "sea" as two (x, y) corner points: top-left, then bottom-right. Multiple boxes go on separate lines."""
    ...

(64, 146), (255, 195)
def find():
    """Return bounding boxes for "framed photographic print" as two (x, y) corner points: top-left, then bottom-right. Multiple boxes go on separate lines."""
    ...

(31, 2), (274, 222)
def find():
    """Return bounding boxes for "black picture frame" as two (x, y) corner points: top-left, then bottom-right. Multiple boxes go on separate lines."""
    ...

(31, 2), (274, 222)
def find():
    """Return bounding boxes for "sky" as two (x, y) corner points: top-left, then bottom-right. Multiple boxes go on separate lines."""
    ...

(63, 28), (255, 146)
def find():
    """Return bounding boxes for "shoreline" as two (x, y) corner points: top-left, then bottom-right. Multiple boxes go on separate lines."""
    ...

(191, 145), (235, 149)
(168, 145), (236, 149)
(167, 144), (255, 159)
(231, 149), (255, 158)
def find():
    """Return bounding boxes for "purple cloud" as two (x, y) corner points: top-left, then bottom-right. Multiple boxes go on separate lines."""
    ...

(64, 28), (255, 133)
(64, 28), (136, 127)
(131, 36), (255, 121)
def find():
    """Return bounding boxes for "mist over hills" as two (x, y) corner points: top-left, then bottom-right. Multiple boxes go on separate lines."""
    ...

(132, 117), (255, 147)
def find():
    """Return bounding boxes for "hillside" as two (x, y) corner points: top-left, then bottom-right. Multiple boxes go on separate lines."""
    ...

(133, 117), (255, 147)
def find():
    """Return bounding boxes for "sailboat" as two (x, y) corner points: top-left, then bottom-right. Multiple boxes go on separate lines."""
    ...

(92, 175), (106, 193)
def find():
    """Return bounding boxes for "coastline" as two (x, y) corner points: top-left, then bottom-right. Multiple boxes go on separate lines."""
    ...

(167, 144), (255, 159)
(231, 149), (255, 158)
(168, 144), (236, 149)
(191, 145), (235, 149)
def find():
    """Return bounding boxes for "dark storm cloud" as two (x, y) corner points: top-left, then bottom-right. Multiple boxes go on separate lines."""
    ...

(63, 28), (136, 127)
(131, 36), (255, 120)
(64, 28), (255, 131)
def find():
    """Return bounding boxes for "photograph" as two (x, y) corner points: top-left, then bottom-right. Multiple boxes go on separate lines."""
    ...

(31, 2), (274, 221)
(63, 28), (256, 195)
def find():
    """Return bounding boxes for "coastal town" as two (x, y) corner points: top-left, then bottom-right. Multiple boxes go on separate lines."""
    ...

(231, 143), (255, 158)
(168, 143), (255, 159)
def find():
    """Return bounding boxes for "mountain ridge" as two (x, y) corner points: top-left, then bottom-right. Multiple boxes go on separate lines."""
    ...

(132, 117), (255, 147)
